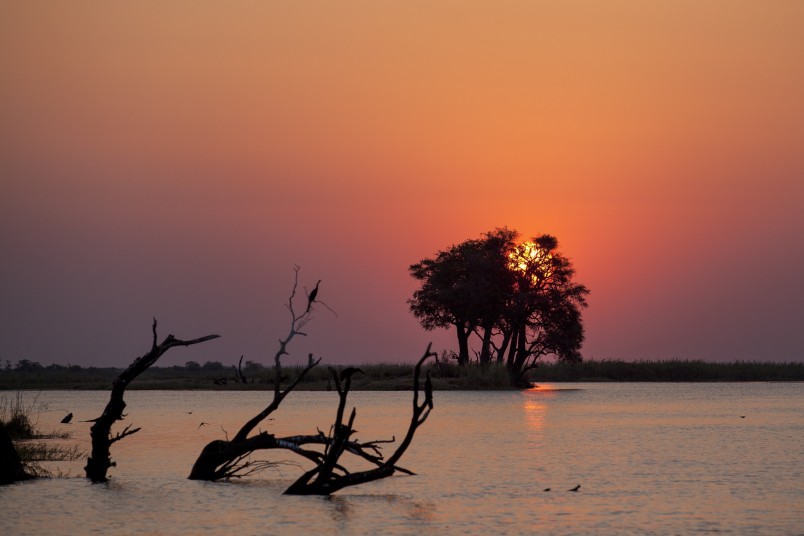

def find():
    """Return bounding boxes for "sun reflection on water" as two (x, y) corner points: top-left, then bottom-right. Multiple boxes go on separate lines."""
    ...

(522, 384), (559, 432)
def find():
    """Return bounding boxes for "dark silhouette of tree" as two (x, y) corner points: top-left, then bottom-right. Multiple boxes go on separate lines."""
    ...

(499, 235), (589, 385)
(409, 228), (517, 365)
(409, 228), (589, 386)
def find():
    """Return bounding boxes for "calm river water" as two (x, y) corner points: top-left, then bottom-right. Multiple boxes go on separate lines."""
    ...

(2, 383), (802, 535)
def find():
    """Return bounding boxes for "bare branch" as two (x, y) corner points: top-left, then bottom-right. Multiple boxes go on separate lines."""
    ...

(85, 320), (219, 482)
(189, 271), (435, 494)
(284, 346), (436, 495)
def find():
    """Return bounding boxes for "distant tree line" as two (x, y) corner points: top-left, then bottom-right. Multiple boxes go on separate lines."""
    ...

(2, 359), (243, 373)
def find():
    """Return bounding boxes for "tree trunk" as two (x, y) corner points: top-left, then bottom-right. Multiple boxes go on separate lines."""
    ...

(456, 324), (470, 365)
(508, 327), (531, 387)
(85, 320), (219, 482)
(506, 324), (520, 368)
(478, 323), (494, 364)
(188, 356), (320, 480)
(190, 268), (329, 481)
(496, 328), (512, 364)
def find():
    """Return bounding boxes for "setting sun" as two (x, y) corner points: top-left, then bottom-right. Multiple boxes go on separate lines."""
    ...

(508, 242), (554, 283)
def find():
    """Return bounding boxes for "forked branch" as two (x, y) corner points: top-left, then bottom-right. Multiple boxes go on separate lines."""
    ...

(189, 268), (325, 480)
(284, 345), (436, 495)
(84, 319), (219, 482)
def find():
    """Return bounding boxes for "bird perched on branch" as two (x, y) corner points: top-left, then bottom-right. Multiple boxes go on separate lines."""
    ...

(340, 367), (364, 381)
(306, 280), (321, 313)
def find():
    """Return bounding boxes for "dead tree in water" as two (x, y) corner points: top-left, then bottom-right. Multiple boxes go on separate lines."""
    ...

(190, 268), (437, 493)
(284, 347), (435, 495)
(85, 320), (219, 482)
(189, 267), (322, 480)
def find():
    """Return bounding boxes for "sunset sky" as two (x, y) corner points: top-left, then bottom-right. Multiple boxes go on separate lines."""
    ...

(2, 1), (802, 367)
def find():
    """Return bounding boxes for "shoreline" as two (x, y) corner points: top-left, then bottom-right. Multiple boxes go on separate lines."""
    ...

(2, 360), (802, 390)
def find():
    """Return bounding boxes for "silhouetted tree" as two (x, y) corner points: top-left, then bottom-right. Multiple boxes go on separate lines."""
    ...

(409, 229), (589, 386)
(409, 228), (517, 365)
(14, 360), (44, 372)
(498, 235), (589, 386)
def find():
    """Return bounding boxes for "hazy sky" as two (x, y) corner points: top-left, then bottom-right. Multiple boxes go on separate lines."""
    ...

(2, 1), (803, 367)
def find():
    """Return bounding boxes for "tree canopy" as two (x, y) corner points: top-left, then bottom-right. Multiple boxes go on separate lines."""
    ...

(408, 228), (589, 386)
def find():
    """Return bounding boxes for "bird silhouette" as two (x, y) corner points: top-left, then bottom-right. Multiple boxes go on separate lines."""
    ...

(198, 422), (209, 428)
(568, 484), (581, 492)
(340, 367), (364, 380)
(60, 412), (73, 424)
(306, 280), (321, 313)
(543, 488), (551, 492)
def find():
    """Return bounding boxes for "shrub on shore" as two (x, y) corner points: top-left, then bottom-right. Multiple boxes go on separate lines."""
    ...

(0, 392), (83, 477)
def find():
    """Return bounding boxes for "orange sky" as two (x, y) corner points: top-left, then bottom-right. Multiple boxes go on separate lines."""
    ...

(2, 1), (803, 366)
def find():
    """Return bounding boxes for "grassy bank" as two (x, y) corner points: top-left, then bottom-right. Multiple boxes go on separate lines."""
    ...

(0, 362), (514, 391)
(0, 360), (802, 390)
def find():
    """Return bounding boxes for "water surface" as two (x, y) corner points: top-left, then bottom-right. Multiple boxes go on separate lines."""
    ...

(2, 384), (802, 534)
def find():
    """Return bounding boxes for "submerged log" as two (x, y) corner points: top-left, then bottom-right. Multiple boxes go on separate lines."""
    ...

(84, 319), (219, 482)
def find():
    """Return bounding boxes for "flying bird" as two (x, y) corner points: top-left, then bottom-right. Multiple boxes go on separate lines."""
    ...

(198, 422), (209, 428)
(60, 412), (73, 424)
(543, 488), (551, 492)
(568, 484), (581, 492)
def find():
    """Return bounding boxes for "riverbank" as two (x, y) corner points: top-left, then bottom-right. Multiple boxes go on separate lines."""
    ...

(1, 360), (802, 390)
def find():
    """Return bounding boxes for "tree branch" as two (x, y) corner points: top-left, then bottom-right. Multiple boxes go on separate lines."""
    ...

(84, 320), (219, 482)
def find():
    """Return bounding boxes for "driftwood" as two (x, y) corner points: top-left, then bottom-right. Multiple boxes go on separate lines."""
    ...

(189, 268), (436, 493)
(190, 347), (436, 493)
(84, 320), (219, 482)
(189, 267), (321, 480)
(284, 347), (436, 495)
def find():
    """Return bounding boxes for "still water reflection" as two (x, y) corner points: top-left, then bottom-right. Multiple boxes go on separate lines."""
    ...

(2, 384), (802, 534)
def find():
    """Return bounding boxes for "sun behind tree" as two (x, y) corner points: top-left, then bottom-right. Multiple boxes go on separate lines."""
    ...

(507, 240), (555, 284)
(409, 229), (589, 387)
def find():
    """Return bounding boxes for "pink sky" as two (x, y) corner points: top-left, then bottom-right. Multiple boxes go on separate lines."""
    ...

(1, 1), (803, 367)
